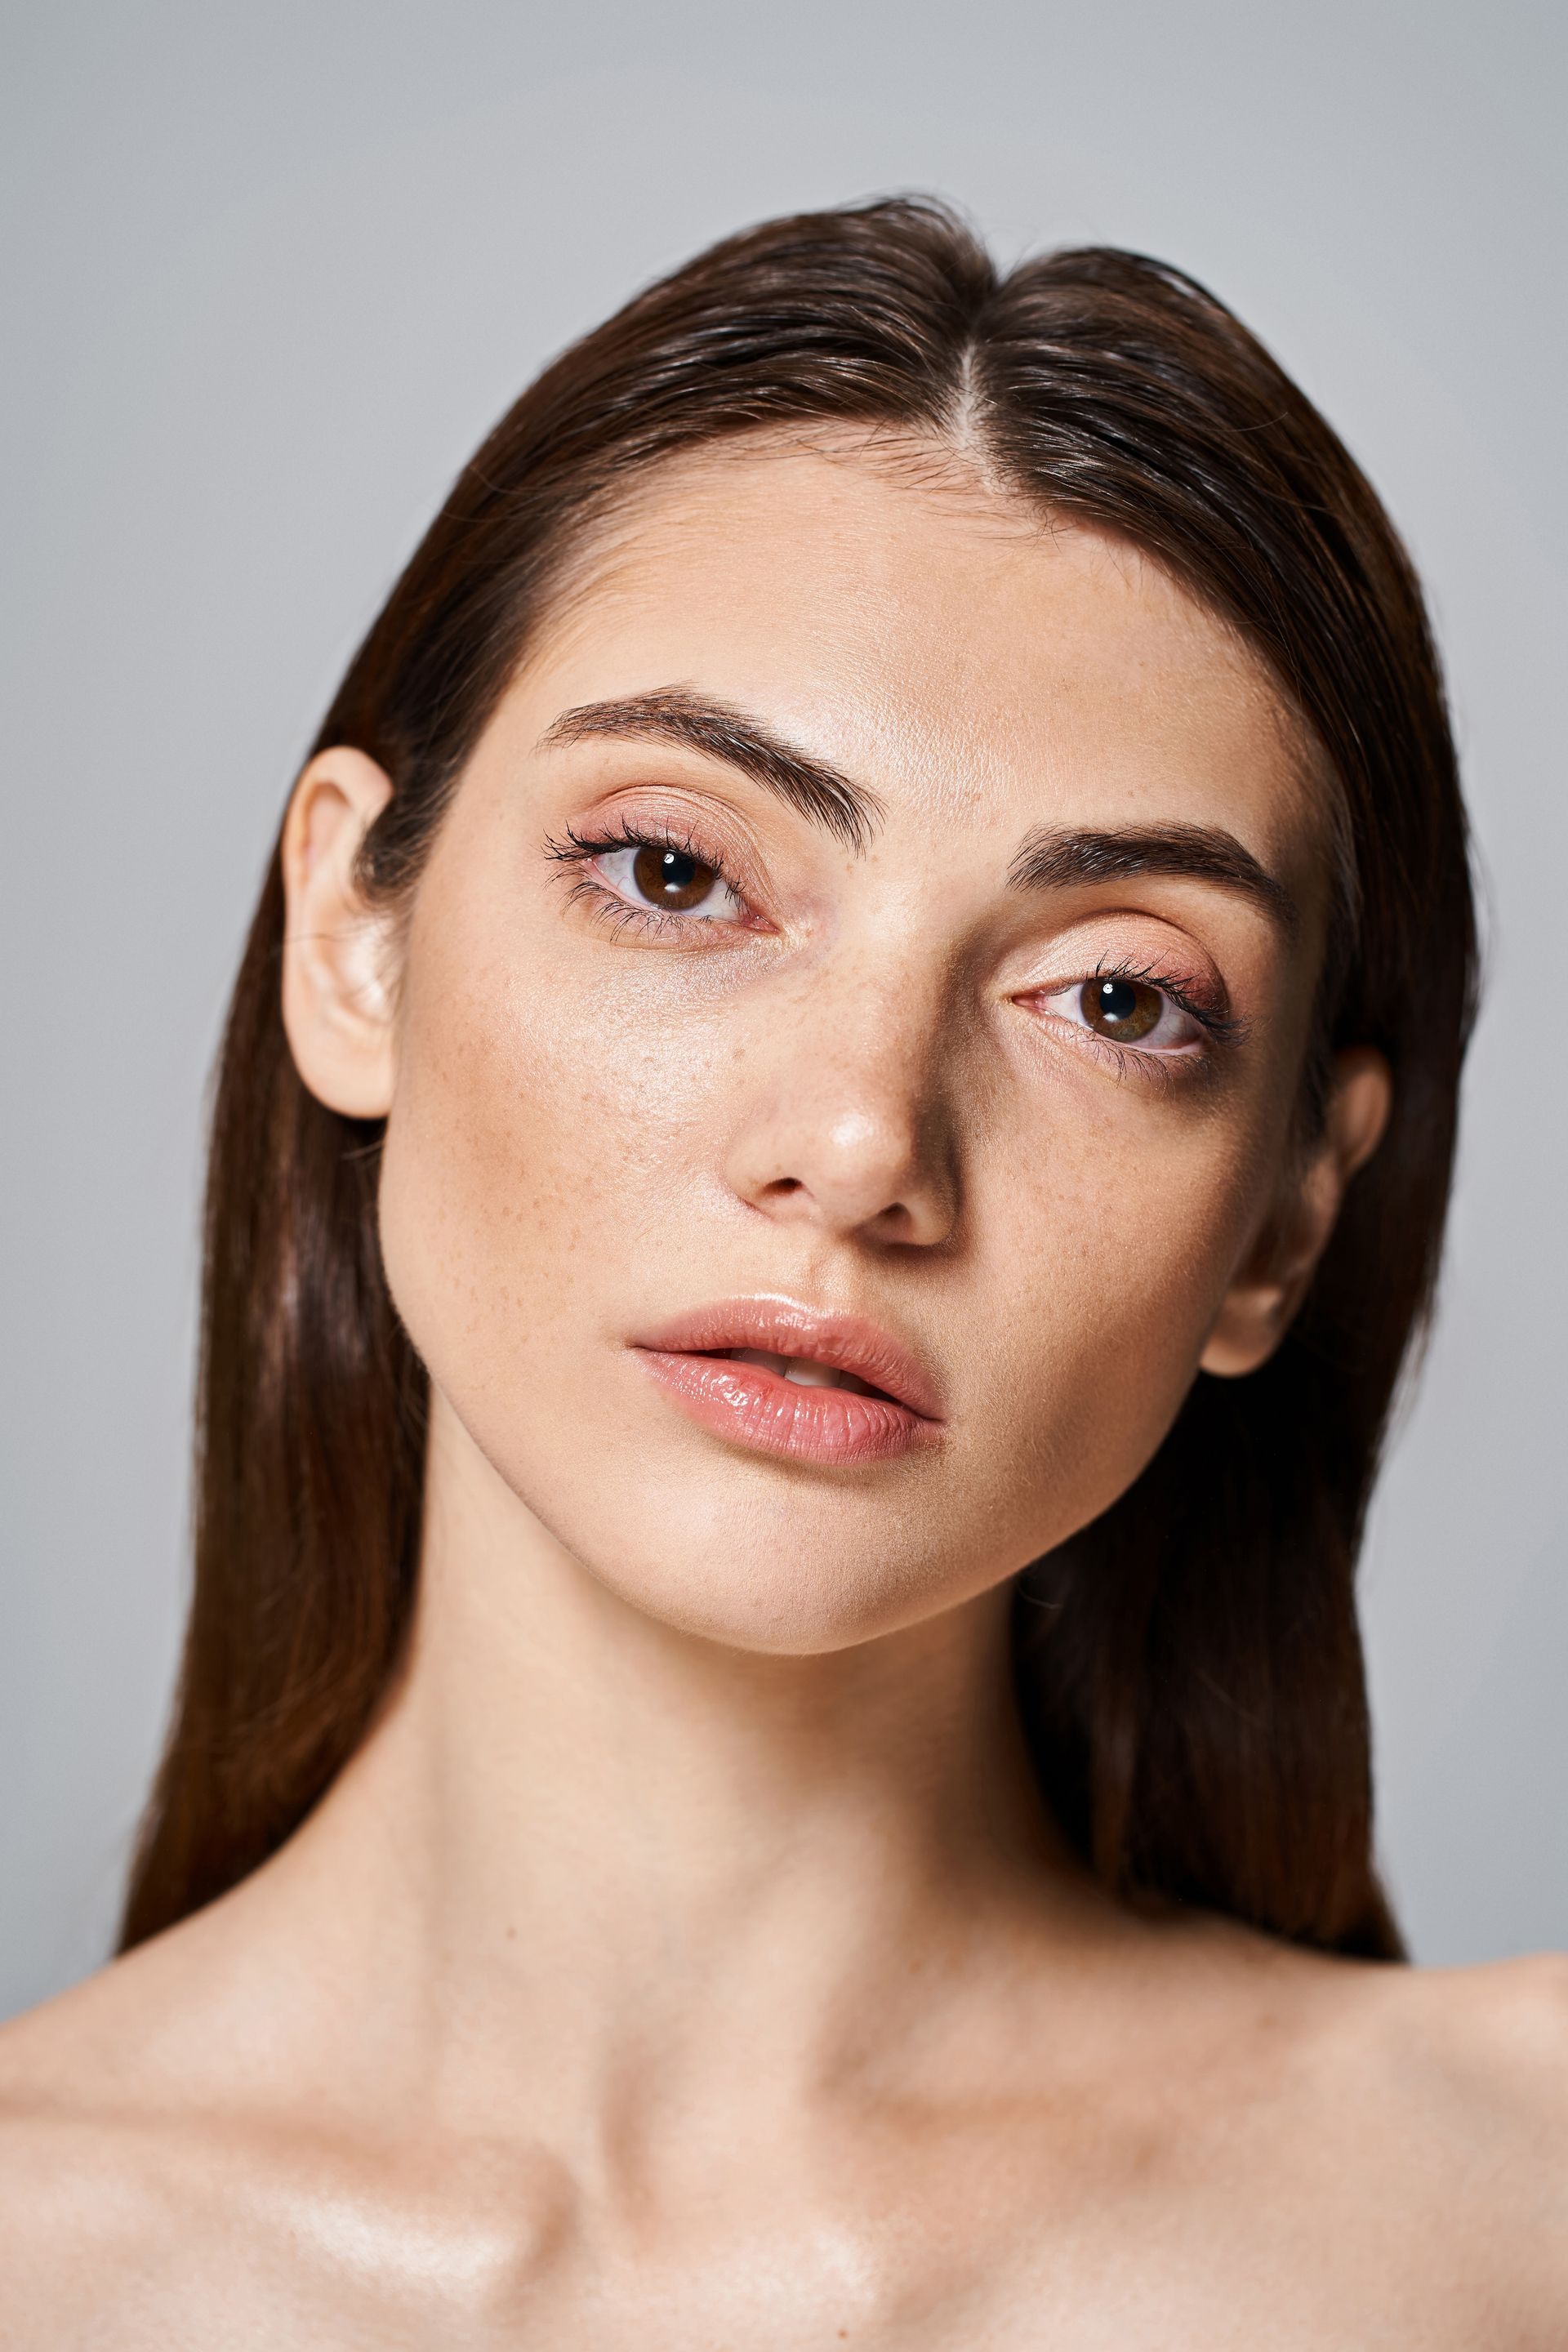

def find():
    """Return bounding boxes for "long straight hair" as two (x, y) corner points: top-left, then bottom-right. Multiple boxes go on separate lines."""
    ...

(122, 198), (1476, 1959)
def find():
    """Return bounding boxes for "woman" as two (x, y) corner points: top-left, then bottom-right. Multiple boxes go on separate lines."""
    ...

(2, 197), (1563, 2342)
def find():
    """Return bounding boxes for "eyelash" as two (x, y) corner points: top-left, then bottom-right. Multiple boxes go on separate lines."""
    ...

(1040, 957), (1245, 1085)
(544, 822), (1245, 1074)
(542, 817), (755, 940)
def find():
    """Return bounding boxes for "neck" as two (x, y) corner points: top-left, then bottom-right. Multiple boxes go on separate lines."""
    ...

(278, 1388), (1102, 2137)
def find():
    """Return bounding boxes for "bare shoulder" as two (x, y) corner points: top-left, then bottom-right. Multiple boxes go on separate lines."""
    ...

(1276, 1940), (1568, 2327)
(0, 1913), (293, 2345)
(0, 1909), (226, 2128)
(1269, 1931), (1568, 2153)
(1103, 1915), (1568, 2340)
(1360, 1948), (1568, 2176)
(1174, 1907), (1568, 2118)
(0, 1974), (163, 2339)
(0, 1943), (191, 2183)
(1415, 1946), (1568, 2060)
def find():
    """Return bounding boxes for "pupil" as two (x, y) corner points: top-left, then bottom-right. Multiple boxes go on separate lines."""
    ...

(657, 850), (697, 893)
(1096, 979), (1140, 1025)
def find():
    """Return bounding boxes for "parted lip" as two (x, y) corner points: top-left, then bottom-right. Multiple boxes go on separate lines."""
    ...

(630, 1297), (944, 1420)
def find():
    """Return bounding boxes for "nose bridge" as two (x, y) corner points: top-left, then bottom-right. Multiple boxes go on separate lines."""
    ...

(724, 938), (960, 1245)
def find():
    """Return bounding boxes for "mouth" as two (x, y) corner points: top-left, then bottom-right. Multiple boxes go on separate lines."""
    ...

(710, 1347), (893, 1396)
(629, 1299), (943, 1468)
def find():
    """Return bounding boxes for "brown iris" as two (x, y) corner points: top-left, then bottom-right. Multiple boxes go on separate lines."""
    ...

(1080, 976), (1163, 1042)
(631, 845), (719, 911)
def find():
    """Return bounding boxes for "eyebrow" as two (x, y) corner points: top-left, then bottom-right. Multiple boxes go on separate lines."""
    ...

(1008, 822), (1298, 936)
(539, 688), (883, 853)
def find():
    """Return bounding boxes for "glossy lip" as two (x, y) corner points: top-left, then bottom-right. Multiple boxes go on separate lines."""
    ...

(630, 1297), (945, 1468)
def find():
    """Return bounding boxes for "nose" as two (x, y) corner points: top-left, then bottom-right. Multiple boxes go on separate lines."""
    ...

(722, 979), (960, 1249)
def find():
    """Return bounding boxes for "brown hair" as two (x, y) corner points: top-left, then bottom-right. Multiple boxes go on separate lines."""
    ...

(122, 197), (1476, 1959)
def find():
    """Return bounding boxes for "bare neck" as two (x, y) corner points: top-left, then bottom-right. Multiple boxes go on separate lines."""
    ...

(257, 1389), (1109, 2142)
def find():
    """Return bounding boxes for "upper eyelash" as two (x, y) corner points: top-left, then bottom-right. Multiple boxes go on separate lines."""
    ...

(545, 813), (737, 862)
(543, 816), (739, 887)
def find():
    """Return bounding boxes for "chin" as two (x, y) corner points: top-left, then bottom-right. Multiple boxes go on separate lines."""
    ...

(544, 1467), (989, 1655)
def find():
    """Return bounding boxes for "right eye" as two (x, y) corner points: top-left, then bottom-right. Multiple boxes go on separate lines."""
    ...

(596, 843), (746, 922)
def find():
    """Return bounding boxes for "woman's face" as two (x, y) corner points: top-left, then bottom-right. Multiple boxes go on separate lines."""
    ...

(358, 443), (1339, 1650)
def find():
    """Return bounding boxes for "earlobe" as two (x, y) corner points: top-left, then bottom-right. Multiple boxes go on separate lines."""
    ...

(278, 747), (399, 1120)
(1200, 1046), (1392, 1380)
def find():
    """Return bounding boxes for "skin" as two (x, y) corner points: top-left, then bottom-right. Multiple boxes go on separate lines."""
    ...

(1, 437), (1564, 2346)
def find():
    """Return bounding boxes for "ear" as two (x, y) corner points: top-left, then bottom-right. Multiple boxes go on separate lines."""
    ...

(279, 747), (399, 1119)
(1200, 1048), (1392, 1379)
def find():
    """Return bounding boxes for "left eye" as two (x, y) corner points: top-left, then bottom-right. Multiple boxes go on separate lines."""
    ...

(597, 844), (745, 921)
(1038, 975), (1202, 1054)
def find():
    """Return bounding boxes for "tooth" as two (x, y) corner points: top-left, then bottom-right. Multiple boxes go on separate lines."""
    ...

(783, 1357), (840, 1387)
(732, 1348), (789, 1373)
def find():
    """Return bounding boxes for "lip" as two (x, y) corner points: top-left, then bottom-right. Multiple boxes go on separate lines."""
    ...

(629, 1297), (944, 1468)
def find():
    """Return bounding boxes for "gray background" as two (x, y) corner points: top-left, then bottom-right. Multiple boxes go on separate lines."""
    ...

(2, 0), (1564, 2018)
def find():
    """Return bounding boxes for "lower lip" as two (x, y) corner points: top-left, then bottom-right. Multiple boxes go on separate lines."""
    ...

(634, 1350), (941, 1467)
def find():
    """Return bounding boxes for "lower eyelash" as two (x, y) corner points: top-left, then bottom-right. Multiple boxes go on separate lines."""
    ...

(1083, 1035), (1205, 1095)
(555, 864), (699, 942)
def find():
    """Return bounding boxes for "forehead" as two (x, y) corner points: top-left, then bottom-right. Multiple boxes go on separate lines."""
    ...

(522, 438), (1319, 865)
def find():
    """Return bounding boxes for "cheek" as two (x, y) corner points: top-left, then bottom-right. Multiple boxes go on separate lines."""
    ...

(374, 908), (724, 1431)
(970, 1098), (1271, 1528)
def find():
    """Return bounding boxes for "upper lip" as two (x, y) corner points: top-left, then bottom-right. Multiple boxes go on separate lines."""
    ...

(630, 1297), (945, 1419)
